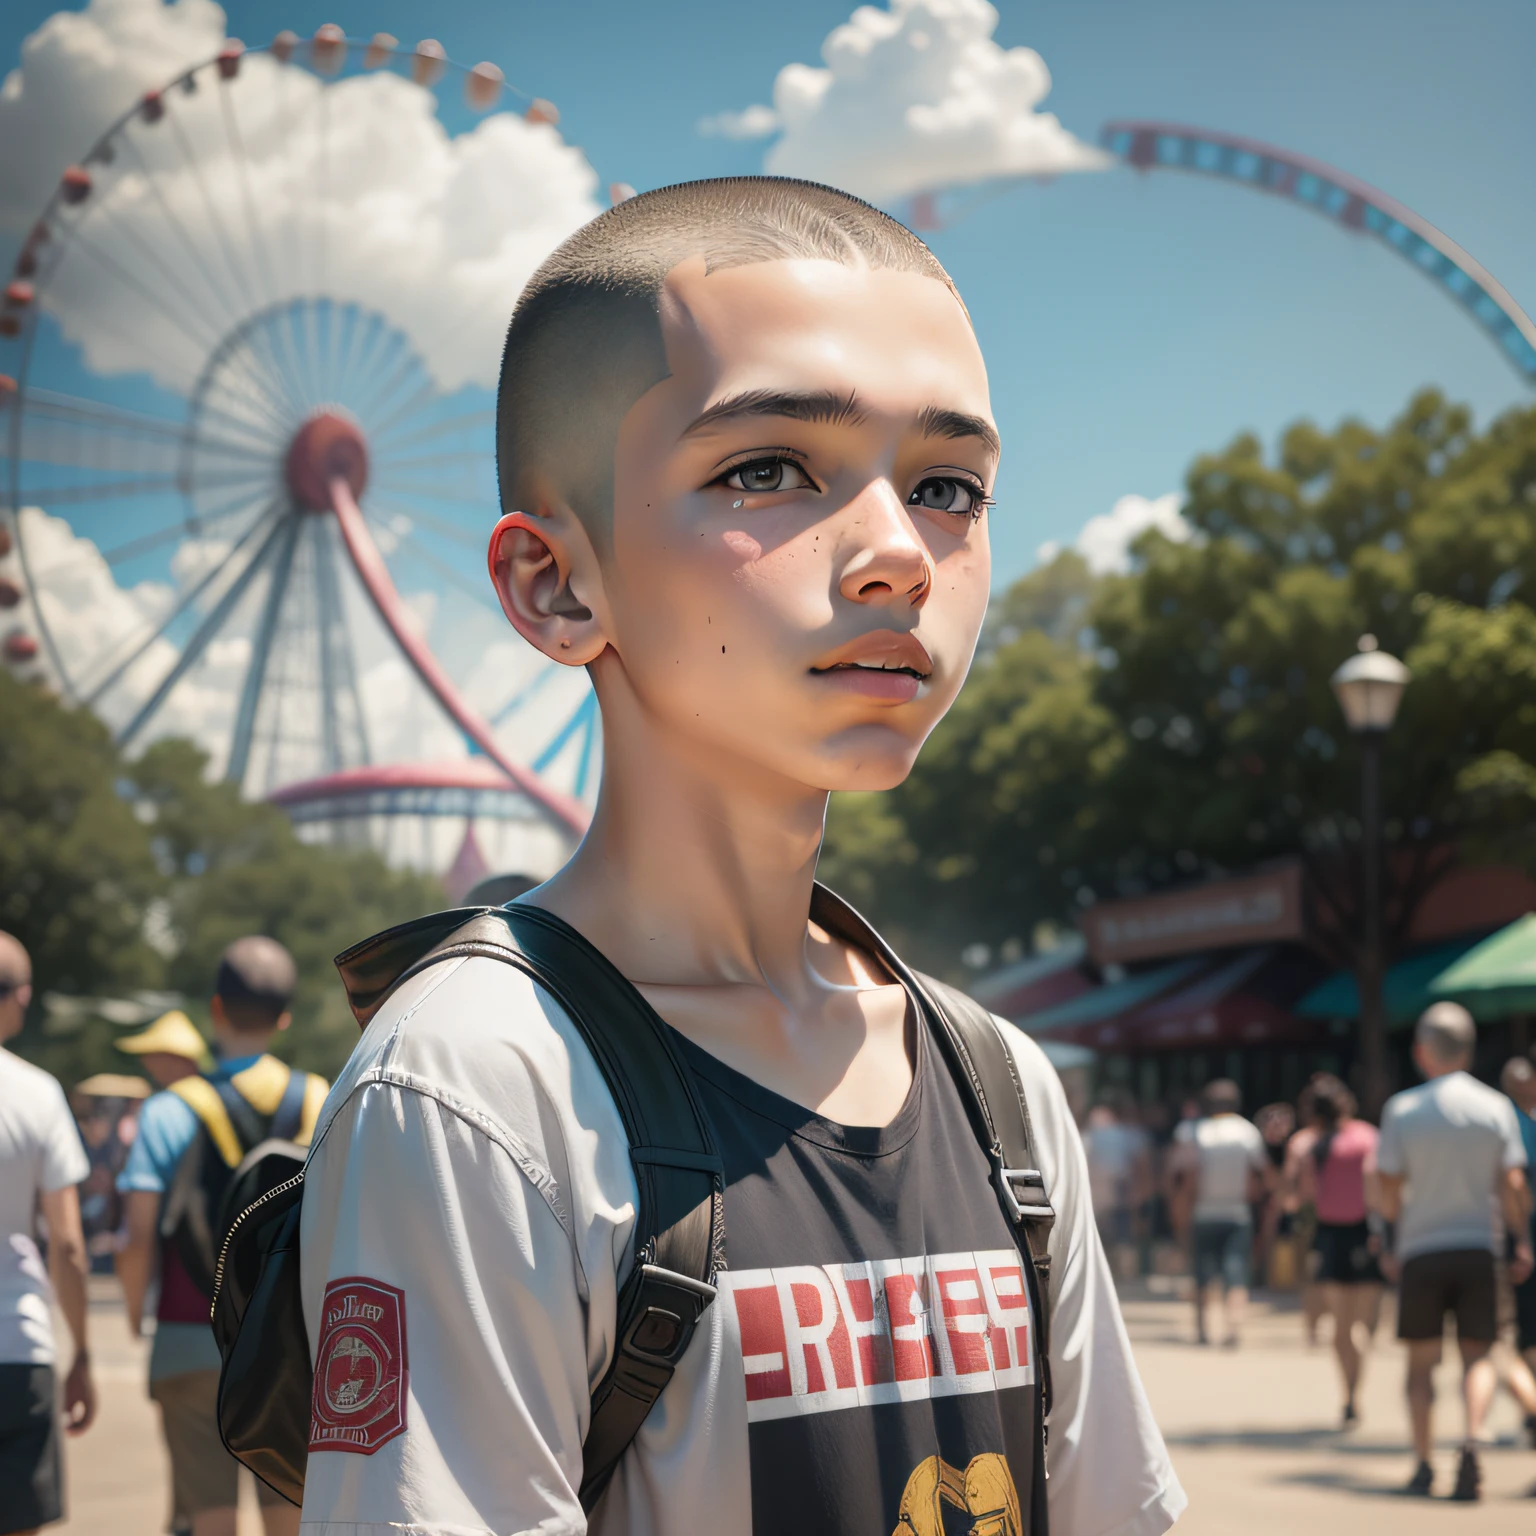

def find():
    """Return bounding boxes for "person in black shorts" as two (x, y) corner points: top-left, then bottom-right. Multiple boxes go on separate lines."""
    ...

(1294, 1075), (1382, 1426)
(1377, 1006), (1533, 1500)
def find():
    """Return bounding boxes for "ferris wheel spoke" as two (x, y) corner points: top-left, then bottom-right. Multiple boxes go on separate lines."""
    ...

(374, 449), (495, 474)
(95, 208), (237, 361)
(95, 497), (263, 568)
(372, 406), (496, 455)
(82, 496), (282, 707)
(237, 319), (313, 428)
(14, 469), (261, 506)
(165, 113), (267, 330)
(367, 480), (494, 510)
(364, 377), (448, 442)
(217, 86), (281, 312)
(226, 511), (303, 786)
(115, 504), (295, 747)
(363, 496), (487, 547)
(61, 227), (224, 363)
(117, 131), (250, 338)
(489, 662), (558, 724)
(366, 510), (503, 613)
(216, 373), (301, 449)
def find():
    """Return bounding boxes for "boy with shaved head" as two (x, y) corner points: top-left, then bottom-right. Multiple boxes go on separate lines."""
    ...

(299, 179), (1182, 1536)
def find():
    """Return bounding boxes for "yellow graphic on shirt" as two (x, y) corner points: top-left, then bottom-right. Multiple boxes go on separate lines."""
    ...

(893, 1453), (1021, 1536)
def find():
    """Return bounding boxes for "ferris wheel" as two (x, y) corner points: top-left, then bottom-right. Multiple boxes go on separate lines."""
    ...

(0, 27), (610, 861)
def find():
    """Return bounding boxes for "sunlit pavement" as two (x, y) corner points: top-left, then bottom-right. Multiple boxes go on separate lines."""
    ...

(1127, 1283), (1536, 1531)
(54, 1278), (265, 1536)
(57, 1277), (1536, 1534)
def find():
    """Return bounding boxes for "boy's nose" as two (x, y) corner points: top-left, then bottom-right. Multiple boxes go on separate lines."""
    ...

(836, 483), (934, 608)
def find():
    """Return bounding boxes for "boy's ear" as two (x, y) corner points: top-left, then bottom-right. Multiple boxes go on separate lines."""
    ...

(487, 502), (608, 666)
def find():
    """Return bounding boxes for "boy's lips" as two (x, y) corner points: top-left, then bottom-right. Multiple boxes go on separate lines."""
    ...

(809, 632), (933, 703)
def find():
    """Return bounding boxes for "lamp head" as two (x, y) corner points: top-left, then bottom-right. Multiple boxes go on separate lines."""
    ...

(1331, 634), (1410, 734)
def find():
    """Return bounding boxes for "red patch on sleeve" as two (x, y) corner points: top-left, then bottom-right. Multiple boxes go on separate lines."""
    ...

(309, 1277), (408, 1455)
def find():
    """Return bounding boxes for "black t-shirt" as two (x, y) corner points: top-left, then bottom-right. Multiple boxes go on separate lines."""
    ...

(676, 983), (1041, 1536)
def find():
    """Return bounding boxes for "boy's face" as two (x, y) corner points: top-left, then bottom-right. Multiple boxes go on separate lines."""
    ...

(596, 256), (996, 792)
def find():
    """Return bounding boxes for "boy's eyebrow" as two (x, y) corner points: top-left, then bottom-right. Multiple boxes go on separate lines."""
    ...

(917, 406), (1001, 458)
(681, 389), (1001, 458)
(682, 389), (868, 436)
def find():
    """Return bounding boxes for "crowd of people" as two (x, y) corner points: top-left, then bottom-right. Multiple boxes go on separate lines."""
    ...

(1, 928), (327, 1536)
(1083, 1000), (1536, 1499)
(4, 904), (1536, 1523)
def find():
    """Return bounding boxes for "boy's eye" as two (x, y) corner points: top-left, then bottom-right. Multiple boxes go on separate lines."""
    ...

(909, 476), (983, 516)
(722, 457), (814, 494)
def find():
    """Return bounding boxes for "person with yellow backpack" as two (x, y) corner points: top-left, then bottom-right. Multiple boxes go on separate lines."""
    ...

(116, 938), (327, 1536)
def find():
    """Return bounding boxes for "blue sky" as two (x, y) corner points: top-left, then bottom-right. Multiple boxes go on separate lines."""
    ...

(2, 0), (1532, 585)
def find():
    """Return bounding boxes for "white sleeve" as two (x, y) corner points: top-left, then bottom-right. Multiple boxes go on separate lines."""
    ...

(40, 1076), (90, 1191)
(299, 1079), (594, 1536)
(1001, 1022), (1187, 1536)
(1499, 1099), (1528, 1170)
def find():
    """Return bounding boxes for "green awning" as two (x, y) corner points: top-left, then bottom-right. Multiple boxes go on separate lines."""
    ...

(1296, 934), (1484, 1028)
(1429, 913), (1536, 1022)
(1021, 956), (1205, 1036)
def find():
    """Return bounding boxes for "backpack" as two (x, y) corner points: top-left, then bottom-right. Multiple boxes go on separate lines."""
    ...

(212, 890), (1056, 1524)
(159, 1056), (321, 1297)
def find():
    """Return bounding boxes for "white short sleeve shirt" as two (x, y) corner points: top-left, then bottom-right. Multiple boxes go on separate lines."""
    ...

(297, 956), (1185, 1536)
(0, 1046), (90, 1365)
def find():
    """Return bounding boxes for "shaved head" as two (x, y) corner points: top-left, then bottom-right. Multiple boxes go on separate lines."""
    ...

(1415, 1001), (1476, 1066)
(0, 931), (30, 1043)
(496, 177), (960, 546)
(0, 931), (28, 988)
(215, 935), (296, 1033)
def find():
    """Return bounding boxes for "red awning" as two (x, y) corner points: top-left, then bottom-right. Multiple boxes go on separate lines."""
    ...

(1048, 946), (1330, 1053)
(1113, 946), (1330, 1052)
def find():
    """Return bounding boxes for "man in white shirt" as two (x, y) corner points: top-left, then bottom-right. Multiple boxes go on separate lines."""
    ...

(1168, 1080), (1268, 1347)
(297, 178), (1185, 1536)
(1377, 1002), (1532, 1500)
(0, 932), (96, 1534)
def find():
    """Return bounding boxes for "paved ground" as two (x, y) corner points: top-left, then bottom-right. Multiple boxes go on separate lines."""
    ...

(53, 1277), (1536, 1533)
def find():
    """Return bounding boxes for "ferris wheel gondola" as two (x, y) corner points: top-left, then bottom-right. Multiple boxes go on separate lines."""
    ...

(0, 27), (605, 858)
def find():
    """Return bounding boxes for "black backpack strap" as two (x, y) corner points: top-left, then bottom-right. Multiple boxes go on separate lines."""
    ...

(268, 1065), (307, 1144)
(336, 906), (724, 1513)
(212, 1074), (270, 1156)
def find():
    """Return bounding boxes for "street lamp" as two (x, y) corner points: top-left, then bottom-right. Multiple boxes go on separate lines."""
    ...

(1331, 635), (1411, 1117)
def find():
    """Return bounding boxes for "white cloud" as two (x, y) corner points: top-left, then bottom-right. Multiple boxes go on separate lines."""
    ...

(717, 0), (1107, 206)
(1039, 492), (1192, 576)
(0, 0), (603, 393)
(697, 103), (781, 140)
(0, 0), (225, 239)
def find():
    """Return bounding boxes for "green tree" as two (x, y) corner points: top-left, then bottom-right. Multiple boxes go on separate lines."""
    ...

(0, 670), (166, 1083)
(4, 676), (443, 1085)
(127, 739), (443, 1078)
(822, 391), (1536, 974)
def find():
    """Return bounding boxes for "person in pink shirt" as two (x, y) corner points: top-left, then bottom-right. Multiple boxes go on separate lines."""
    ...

(1296, 1075), (1383, 1425)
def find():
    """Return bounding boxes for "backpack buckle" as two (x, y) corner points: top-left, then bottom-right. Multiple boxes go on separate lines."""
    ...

(996, 1164), (1054, 1226)
(613, 1264), (717, 1387)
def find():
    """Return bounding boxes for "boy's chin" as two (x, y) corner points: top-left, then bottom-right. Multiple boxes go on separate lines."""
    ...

(811, 743), (921, 795)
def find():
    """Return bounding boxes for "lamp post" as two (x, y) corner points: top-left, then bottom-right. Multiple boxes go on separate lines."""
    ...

(1331, 635), (1411, 1118)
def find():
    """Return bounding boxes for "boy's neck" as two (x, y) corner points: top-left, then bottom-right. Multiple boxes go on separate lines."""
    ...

(528, 718), (832, 1003)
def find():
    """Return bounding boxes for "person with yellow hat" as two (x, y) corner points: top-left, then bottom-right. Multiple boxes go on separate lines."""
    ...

(115, 938), (327, 1536)
(115, 1010), (209, 1090)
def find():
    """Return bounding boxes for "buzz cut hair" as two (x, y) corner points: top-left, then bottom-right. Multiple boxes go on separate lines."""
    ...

(495, 177), (960, 545)
(1415, 1000), (1476, 1064)
(215, 935), (297, 1032)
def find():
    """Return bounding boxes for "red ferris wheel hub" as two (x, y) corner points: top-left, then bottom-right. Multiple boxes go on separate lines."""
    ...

(284, 410), (369, 512)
